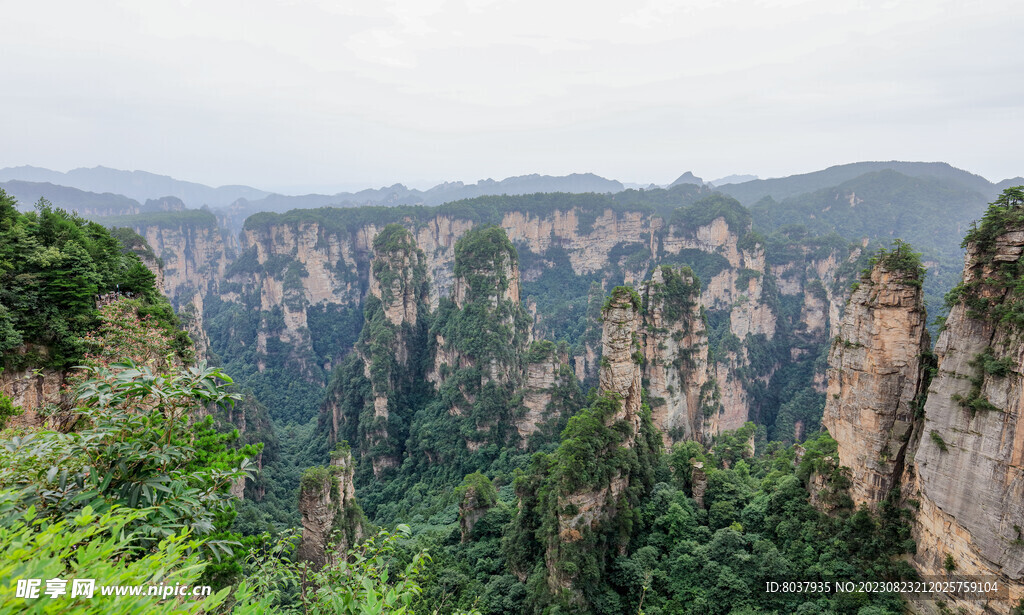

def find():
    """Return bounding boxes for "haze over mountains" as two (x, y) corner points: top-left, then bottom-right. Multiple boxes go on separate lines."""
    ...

(3, 161), (1021, 222)
(6, 158), (1018, 327)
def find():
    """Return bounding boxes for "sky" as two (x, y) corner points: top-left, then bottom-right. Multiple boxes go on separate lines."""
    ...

(1, 0), (1021, 193)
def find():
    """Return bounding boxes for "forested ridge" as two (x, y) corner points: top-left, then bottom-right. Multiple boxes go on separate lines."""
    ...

(3, 177), (1024, 615)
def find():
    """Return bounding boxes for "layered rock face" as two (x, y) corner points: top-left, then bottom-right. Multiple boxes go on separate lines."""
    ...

(297, 449), (364, 569)
(823, 261), (930, 508)
(597, 288), (645, 444)
(546, 287), (648, 597)
(517, 341), (576, 445)
(641, 265), (718, 446)
(0, 367), (66, 429)
(901, 213), (1024, 611)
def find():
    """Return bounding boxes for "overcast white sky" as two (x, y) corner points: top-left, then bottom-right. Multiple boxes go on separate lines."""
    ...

(1, 0), (1021, 192)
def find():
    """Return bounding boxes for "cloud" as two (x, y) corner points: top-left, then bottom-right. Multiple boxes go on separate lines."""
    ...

(0, 0), (1020, 188)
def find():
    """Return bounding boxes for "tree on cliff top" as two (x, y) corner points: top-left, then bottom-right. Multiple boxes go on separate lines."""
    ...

(961, 185), (1024, 252)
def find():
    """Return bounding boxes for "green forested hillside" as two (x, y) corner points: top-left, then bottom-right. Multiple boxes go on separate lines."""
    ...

(719, 161), (998, 205)
(751, 169), (987, 323)
(0, 188), (268, 612)
(0, 189), (190, 369)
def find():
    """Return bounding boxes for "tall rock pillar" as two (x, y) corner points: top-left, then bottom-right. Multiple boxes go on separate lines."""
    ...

(641, 265), (717, 446)
(541, 286), (659, 606)
(359, 224), (429, 476)
(822, 252), (930, 508)
(297, 447), (364, 569)
(598, 286), (644, 441)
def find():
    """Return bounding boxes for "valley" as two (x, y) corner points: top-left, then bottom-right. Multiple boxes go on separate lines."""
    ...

(2, 163), (1022, 614)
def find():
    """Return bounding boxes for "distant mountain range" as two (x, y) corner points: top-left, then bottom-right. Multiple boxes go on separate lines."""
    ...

(1, 162), (1020, 229)
(0, 180), (189, 218)
(708, 174), (758, 187)
(716, 161), (1022, 205)
(0, 166), (269, 209)
(230, 172), (625, 213)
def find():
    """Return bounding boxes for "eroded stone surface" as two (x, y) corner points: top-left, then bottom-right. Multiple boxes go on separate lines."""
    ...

(823, 264), (930, 509)
(641, 266), (716, 445)
(297, 451), (363, 569)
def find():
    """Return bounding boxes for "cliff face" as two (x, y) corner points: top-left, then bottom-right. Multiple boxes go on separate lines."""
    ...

(0, 367), (66, 429)
(217, 208), (734, 378)
(134, 221), (231, 308)
(824, 193), (1024, 613)
(124, 219), (230, 366)
(297, 449), (364, 569)
(199, 202), (862, 432)
(501, 209), (658, 276)
(902, 208), (1024, 610)
(641, 266), (717, 446)
(822, 260), (930, 509)
(517, 341), (579, 446)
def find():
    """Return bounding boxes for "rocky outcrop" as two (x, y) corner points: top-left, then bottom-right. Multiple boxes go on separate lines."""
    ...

(823, 260), (930, 509)
(297, 448), (364, 569)
(641, 265), (717, 446)
(518, 341), (576, 445)
(0, 366), (67, 429)
(545, 287), (650, 599)
(597, 288), (644, 443)
(457, 473), (497, 543)
(900, 204), (1024, 611)
(529, 285), (665, 611)
(691, 460), (707, 508)
(429, 225), (531, 397)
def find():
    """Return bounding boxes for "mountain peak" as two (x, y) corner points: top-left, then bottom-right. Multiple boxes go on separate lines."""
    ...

(669, 171), (704, 187)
